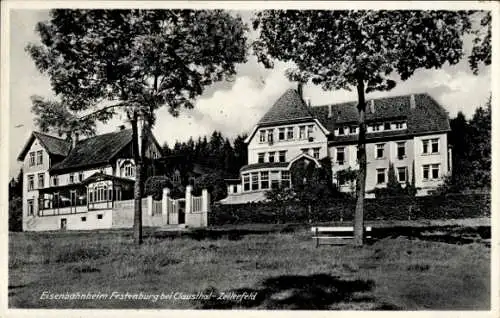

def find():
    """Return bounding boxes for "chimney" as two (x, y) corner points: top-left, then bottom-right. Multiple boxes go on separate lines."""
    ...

(68, 131), (79, 149)
(370, 100), (375, 114)
(410, 94), (416, 109)
(328, 105), (333, 118)
(297, 82), (304, 99)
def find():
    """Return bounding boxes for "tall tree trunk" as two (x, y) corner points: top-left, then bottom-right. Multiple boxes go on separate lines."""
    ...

(354, 78), (367, 246)
(131, 114), (143, 245)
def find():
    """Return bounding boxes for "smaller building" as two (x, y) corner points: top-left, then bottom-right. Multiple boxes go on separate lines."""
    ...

(18, 126), (162, 231)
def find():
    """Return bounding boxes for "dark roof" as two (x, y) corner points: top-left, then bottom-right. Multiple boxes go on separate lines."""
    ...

(18, 132), (71, 161)
(240, 162), (289, 173)
(310, 93), (450, 144)
(50, 129), (133, 173)
(258, 89), (314, 125)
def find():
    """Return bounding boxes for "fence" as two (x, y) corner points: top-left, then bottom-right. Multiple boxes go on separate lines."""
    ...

(111, 186), (209, 228)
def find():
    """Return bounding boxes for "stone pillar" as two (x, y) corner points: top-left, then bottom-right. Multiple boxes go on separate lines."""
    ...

(147, 195), (153, 216)
(162, 188), (170, 216)
(185, 185), (193, 214)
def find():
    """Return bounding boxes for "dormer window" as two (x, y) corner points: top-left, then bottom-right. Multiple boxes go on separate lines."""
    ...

(349, 126), (357, 134)
(372, 124), (381, 132)
(384, 123), (391, 130)
(338, 126), (345, 135)
(395, 122), (406, 129)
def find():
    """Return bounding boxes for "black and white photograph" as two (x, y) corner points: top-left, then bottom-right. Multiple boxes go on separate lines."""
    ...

(2, 0), (497, 315)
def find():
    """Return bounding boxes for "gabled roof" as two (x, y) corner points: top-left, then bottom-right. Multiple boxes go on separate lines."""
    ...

(258, 89), (314, 125)
(310, 93), (450, 144)
(18, 131), (71, 161)
(50, 129), (133, 173)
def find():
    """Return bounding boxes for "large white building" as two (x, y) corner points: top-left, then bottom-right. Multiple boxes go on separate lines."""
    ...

(220, 87), (452, 204)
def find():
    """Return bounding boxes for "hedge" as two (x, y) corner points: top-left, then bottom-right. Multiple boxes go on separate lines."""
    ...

(209, 193), (490, 225)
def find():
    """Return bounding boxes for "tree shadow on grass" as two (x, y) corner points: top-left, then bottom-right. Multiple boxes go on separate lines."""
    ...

(151, 225), (299, 241)
(197, 273), (382, 310)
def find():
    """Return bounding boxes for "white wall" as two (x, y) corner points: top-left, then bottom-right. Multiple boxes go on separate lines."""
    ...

(23, 209), (113, 232)
(413, 133), (449, 194)
(247, 121), (328, 164)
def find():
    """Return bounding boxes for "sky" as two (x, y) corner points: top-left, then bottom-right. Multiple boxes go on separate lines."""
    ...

(7, 9), (492, 178)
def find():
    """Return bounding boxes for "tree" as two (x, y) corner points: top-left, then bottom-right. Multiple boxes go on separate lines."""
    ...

(469, 11), (491, 74)
(253, 10), (479, 245)
(27, 9), (248, 244)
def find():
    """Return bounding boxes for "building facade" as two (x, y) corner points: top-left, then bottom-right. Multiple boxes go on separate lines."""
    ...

(17, 126), (163, 231)
(220, 88), (452, 204)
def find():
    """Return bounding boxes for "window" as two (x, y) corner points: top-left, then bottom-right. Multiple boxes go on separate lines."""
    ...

(243, 174), (250, 191)
(423, 165), (430, 180)
(232, 185), (238, 193)
(336, 147), (345, 165)
(69, 173), (74, 184)
(338, 126), (345, 135)
(431, 138), (439, 153)
(251, 173), (259, 190)
(307, 125), (314, 138)
(271, 171), (280, 189)
(377, 168), (386, 184)
(281, 171), (291, 188)
(38, 173), (44, 189)
(81, 216), (87, 222)
(397, 167), (407, 183)
(89, 184), (110, 203)
(261, 171), (269, 189)
(267, 129), (274, 144)
(356, 146), (361, 162)
(78, 172), (84, 182)
(397, 142), (406, 159)
(422, 140), (429, 154)
(299, 126), (306, 139)
(301, 148), (309, 155)
(269, 152), (275, 163)
(27, 175), (34, 191)
(27, 199), (34, 216)
(395, 122), (405, 129)
(258, 153), (265, 163)
(287, 127), (294, 140)
(259, 130), (266, 143)
(376, 143), (385, 159)
(431, 164), (440, 179)
(313, 148), (320, 159)
(29, 152), (35, 167)
(52, 176), (58, 186)
(349, 126), (357, 134)
(384, 122), (391, 130)
(278, 151), (286, 163)
(97, 214), (103, 220)
(278, 128), (285, 141)
(122, 162), (135, 177)
(372, 124), (381, 132)
(36, 150), (43, 165)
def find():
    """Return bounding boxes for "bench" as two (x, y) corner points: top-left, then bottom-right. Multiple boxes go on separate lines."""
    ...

(311, 226), (372, 247)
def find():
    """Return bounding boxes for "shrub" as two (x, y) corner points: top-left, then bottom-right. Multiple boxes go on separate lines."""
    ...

(144, 176), (173, 200)
(209, 193), (490, 225)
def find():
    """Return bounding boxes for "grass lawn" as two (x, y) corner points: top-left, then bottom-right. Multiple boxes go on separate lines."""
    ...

(8, 219), (490, 310)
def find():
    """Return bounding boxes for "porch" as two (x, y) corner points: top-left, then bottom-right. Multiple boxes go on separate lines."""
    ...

(37, 173), (135, 217)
